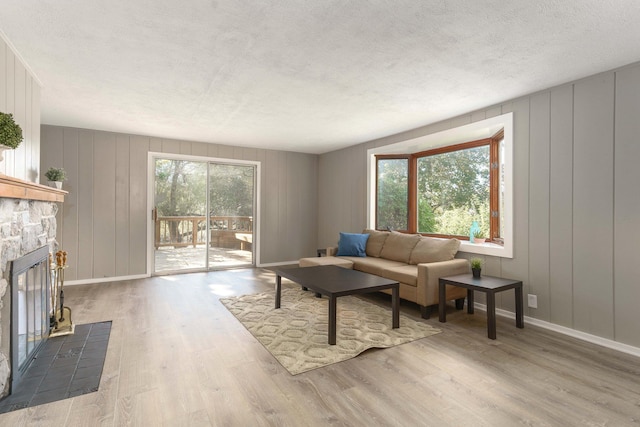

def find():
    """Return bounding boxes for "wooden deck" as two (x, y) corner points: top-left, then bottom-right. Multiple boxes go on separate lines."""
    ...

(154, 245), (253, 272)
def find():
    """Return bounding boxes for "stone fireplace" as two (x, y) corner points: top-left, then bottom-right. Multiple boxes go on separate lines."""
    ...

(0, 175), (65, 399)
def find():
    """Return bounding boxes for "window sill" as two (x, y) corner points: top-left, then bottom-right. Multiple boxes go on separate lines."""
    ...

(459, 240), (512, 258)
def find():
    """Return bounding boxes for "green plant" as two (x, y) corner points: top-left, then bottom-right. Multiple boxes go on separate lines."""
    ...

(472, 228), (486, 239)
(470, 258), (483, 270)
(0, 112), (23, 149)
(45, 167), (67, 182)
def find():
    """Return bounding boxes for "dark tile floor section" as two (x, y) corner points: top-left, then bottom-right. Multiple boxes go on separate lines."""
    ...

(0, 321), (111, 413)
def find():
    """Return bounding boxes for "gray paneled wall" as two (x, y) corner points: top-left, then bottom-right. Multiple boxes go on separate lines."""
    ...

(40, 126), (318, 281)
(0, 34), (41, 181)
(318, 62), (640, 349)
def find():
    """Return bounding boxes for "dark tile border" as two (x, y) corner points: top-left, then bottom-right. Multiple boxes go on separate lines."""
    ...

(0, 321), (112, 413)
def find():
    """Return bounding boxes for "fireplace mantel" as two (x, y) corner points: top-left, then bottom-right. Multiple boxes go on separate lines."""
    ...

(0, 174), (66, 203)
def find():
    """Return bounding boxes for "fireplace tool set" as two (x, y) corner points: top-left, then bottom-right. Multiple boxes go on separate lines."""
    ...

(49, 250), (74, 337)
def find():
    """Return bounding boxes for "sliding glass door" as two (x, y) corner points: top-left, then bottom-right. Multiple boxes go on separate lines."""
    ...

(208, 163), (255, 268)
(153, 157), (255, 274)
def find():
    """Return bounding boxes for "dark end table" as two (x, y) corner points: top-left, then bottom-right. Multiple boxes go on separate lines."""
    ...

(438, 274), (524, 339)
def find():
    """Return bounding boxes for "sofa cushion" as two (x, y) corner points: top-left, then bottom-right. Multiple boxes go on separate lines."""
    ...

(409, 236), (460, 264)
(379, 231), (421, 263)
(299, 257), (354, 268)
(383, 265), (418, 287)
(363, 229), (390, 257)
(336, 232), (369, 257)
(347, 257), (407, 277)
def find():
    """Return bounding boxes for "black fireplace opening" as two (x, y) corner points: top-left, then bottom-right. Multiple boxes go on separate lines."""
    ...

(9, 245), (51, 393)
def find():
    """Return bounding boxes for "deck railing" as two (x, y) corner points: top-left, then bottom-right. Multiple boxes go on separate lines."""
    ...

(154, 215), (253, 249)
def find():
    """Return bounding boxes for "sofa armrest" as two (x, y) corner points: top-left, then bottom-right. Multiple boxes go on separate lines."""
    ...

(327, 246), (338, 256)
(416, 258), (470, 306)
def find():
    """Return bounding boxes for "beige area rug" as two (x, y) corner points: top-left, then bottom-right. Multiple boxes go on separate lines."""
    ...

(220, 288), (442, 375)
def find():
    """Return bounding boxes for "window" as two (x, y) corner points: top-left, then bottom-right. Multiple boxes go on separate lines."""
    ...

(376, 157), (409, 231)
(416, 140), (493, 238)
(376, 133), (502, 241)
(367, 113), (513, 258)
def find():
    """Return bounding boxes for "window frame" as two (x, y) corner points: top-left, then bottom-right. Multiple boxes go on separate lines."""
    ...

(367, 113), (514, 258)
(376, 135), (500, 241)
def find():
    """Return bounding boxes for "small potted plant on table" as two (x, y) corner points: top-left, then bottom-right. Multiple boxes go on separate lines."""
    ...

(471, 258), (483, 278)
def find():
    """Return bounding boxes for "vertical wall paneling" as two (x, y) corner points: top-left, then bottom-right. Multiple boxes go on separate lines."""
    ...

(0, 40), (6, 112)
(528, 92), (551, 320)
(31, 84), (41, 180)
(92, 133), (117, 278)
(24, 75), (33, 180)
(1, 35), (41, 181)
(548, 85), (574, 327)
(129, 135), (149, 274)
(3, 50), (15, 176)
(613, 65), (640, 347)
(499, 99), (530, 312)
(572, 75), (615, 339)
(77, 130), (95, 279)
(61, 128), (79, 279)
(179, 140), (191, 155)
(217, 145), (234, 160)
(263, 151), (279, 261)
(115, 135), (131, 276)
(191, 142), (208, 157)
(149, 137), (162, 153)
(13, 61), (26, 178)
(351, 145), (366, 230)
(277, 152), (288, 259)
(161, 139), (180, 154)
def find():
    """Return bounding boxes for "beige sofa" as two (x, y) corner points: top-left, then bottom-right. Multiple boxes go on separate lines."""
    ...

(299, 230), (469, 318)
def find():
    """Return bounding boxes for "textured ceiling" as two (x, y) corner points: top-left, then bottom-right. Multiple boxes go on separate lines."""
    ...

(2, 1), (640, 154)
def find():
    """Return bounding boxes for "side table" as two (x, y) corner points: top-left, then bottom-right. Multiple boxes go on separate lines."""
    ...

(438, 274), (524, 339)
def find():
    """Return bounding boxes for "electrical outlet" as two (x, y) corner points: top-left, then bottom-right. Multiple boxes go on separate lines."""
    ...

(528, 294), (538, 309)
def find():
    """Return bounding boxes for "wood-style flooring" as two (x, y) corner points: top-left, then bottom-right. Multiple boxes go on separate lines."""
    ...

(1, 268), (638, 426)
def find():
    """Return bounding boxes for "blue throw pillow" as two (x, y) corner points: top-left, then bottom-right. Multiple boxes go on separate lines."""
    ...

(336, 232), (369, 257)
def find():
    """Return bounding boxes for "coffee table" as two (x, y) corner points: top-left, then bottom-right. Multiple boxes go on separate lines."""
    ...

(438, 274), (524, 339)
(273, 265), (400, 345)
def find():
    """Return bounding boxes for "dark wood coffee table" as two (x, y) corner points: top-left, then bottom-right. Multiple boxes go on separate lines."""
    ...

(438, 274), (524, 339)
(273, 265), (400, 345)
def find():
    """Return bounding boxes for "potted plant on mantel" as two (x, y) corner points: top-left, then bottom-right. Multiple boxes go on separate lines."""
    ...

(470, 258), (483, 278)
(0, 112), (23, 162)
(45, 167), (67, 189)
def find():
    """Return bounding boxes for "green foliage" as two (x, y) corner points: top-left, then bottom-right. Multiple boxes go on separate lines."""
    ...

(417, 197), (435, 232)
(376, 159), (408, 230)
(470, 258), (483, 270)
(0, 112), (23, 149)
(374, 145), (491, 236)
(154, 160), (254, 217)
(45, 167), (66, 181)
(209, 163), (254, 217)
(155, 160), (207, 217)
(472, 228), (486, 239)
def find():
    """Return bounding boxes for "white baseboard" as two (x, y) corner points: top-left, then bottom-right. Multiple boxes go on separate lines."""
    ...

(64, 273), (149, 286)
(474, 303), (640, 358)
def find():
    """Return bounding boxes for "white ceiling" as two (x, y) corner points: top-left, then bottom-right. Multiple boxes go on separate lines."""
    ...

(2, 1), (640, 154)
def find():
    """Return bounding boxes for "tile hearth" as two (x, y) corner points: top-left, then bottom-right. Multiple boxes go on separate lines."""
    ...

(0, 321), (111, 413)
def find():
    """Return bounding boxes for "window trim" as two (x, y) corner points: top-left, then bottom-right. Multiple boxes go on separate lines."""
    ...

(367, 113), (514, 258)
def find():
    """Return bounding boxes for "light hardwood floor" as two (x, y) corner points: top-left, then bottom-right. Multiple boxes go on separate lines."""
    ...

(1, 268), (639, 426)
